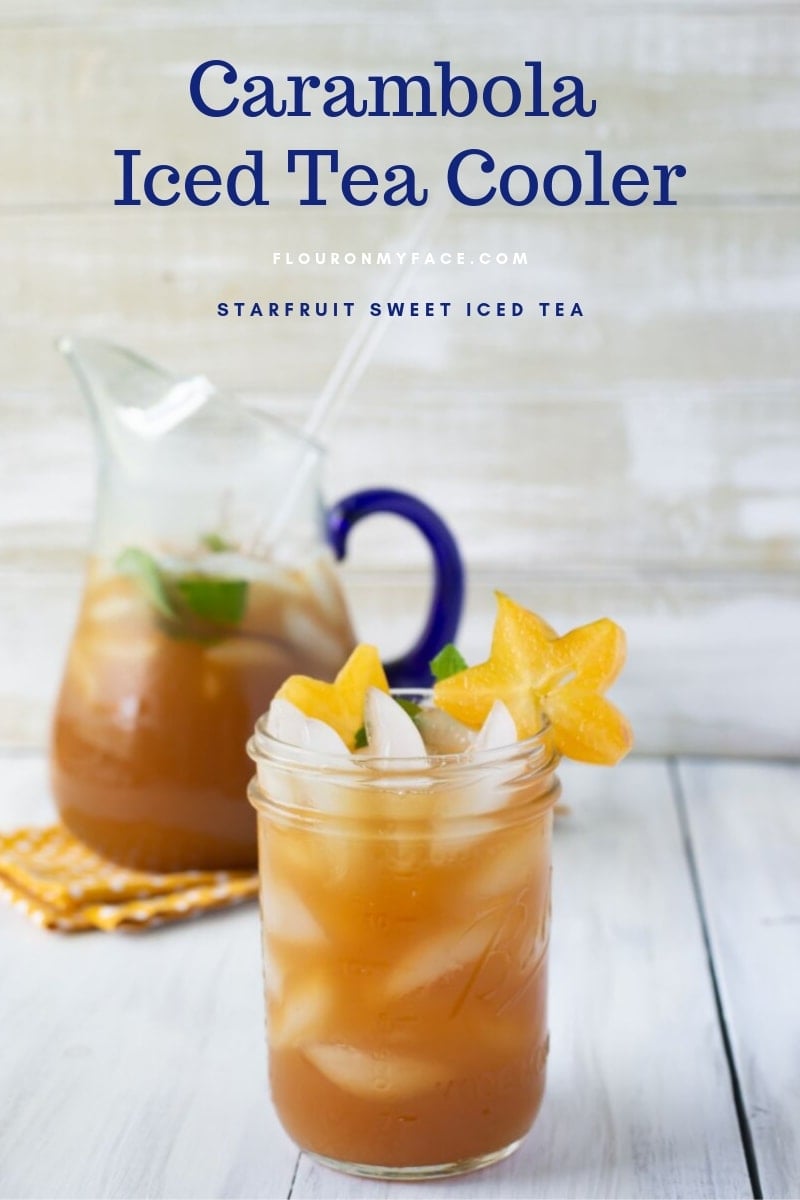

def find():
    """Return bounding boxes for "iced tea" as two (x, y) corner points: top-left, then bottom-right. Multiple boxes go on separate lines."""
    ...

(51, 550), (355, 871)
(248, 717), (560, 1177)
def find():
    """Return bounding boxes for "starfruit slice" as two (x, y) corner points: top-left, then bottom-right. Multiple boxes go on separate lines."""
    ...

(274, 644), (389, 749)
(433, 593), (632, 765)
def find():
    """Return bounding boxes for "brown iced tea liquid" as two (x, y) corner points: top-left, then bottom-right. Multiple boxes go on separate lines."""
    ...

(259, 791), (553, 1171)
(51, 556), (355, 870)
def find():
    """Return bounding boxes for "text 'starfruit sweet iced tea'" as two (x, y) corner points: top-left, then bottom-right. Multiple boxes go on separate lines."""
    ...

(248, 597), (632, 1178)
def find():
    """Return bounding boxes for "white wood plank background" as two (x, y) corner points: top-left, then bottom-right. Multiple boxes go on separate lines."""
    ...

(0, 753), (761, 1200)
(679, 760), (800, 1200)
(1, 2), (798, 757)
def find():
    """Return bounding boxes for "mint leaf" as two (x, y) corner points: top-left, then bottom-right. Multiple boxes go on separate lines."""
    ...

(353, 725), (368, 750)
(430, 644), (468, 681)
(115, 547), (249, 634)
(175, 576), (248, 625)
(201, 532), (235, 553)
(115, 547), (177, 620)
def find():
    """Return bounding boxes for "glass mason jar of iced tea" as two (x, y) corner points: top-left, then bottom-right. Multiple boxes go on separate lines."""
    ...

(50, 338), (463, 872)
(247, 699), (560, 1179)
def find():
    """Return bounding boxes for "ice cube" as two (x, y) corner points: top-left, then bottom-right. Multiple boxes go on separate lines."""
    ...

(282, 608), (351, 674)
(453, 773), (509, 818)
(204, 638), (292, 673)
(382, 916), (499, 999)
(87, 579), (145, 625)
(255, 760), (298, 810)
(266, 697), (310, 744)
(364, 688), (427, 759)
(68, 632), (158, 706)
(468, 828), (545, 900)
(269, 970), (331, 1048)
(266, 698), (350, 756)
(304, 552), (352, 626)
(473, 700), (518, 752)
(261, 701), (351, 814)
(302, 719), (351, 757)
(250, 562), (307, 599)
(261, 938), (285, 999)
(303, 1043), (447, 1099)
(93, 631), (159, 665)
(261, 880), (326, 945)
(193, 550), (257, 580)
(237, 574), (288, 637)
(416, 707), (475, 755)
(448, 701), (522, 815)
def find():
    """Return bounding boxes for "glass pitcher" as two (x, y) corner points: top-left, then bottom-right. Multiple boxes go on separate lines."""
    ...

(50, 338), (464, 872)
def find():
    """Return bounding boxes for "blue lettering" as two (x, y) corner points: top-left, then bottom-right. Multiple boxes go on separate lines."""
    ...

(482, 75), (522, 118)
(436, 60), (478, 117)
(652, 163), (687, 206)
(384, 164), (428, 207)
(552, 74), (597, 117)
(189, 59), (238, 117)
(342, 163), (378, 206)
(114, 149), (141, 206)
(144, 163), (180, 206)
(288, 149), (338, 205)
(227, 151), (268, 206)
(543, 164), (582, 206)
(447, 148), (496, 206)
(185, 164), (221, 206)
(611, 164), (649, 206)
(499, 163), (538, 206)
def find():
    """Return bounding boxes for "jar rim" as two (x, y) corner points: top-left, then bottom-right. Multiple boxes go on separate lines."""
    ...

(248, 688), (559, 782)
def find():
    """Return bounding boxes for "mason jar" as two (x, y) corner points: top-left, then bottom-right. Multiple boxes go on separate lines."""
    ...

(247, 695), (561, 1180)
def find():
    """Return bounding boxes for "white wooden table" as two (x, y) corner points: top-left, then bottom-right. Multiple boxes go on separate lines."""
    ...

(1, 753), (798, 1200)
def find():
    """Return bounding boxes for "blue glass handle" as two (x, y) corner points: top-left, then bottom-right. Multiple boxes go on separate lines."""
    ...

(326, 488), (465, 687)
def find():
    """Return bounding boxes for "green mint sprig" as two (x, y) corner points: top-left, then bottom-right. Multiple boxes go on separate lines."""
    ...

(116, 547), (177, 620)
(429, 644), (468, 681)
(174, 575), (248, 625)
(200, 531), (236, 553)
(115, 546), (248, 639)
(353, 725), (368, 750)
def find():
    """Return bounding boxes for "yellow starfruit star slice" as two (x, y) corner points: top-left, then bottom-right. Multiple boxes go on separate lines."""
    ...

(274, 643), (389, 749)
(433, 593), (560, 738)
(433, 592), (632, 765)
(543, 684), (633, 765)
(557, 617), (627, 689)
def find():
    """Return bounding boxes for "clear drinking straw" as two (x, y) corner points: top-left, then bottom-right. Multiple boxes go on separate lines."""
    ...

(261, 203), (445, 548)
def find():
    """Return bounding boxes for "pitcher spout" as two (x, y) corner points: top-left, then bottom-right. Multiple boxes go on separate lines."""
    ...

(58, 336), (215, 441)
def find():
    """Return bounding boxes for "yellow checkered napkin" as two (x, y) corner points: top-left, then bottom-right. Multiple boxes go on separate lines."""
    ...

(0, 826), (258, 932)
